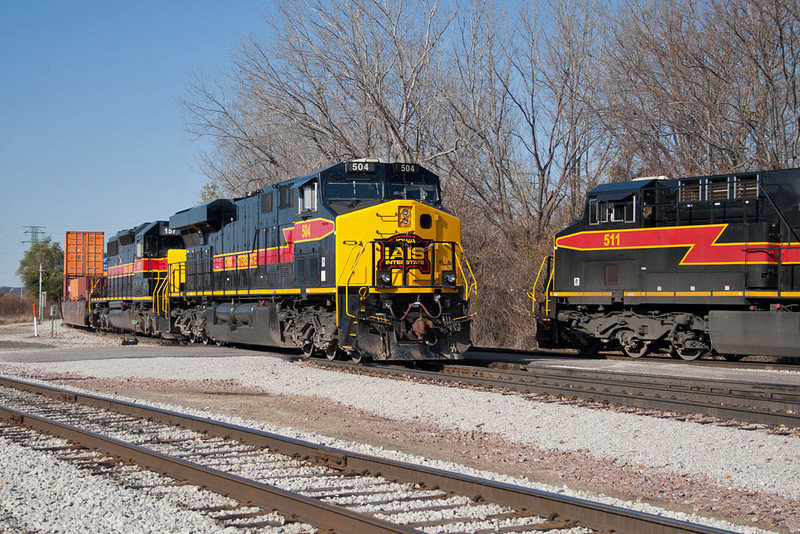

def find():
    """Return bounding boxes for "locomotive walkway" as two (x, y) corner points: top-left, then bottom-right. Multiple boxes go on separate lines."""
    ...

(0, 376), (733, 534)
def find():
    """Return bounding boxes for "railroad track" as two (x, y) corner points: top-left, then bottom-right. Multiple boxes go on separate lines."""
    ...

(312, 359), (800, 429)
(463, 346), (800, 372)
(601, 354), (800, 372)
(0, 376), (734, 534)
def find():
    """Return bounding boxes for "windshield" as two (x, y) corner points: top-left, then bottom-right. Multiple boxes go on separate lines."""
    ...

(326, 181), (384, 201)
(389, 182), (439, 203)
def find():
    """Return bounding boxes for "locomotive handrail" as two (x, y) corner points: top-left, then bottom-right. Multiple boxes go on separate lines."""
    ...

(342, 241), (369, 324)
(455, 242), (478, 318)
(530, 255), (553, 316)
(152, 272), (169, 317)
(86, 278), (102, 312)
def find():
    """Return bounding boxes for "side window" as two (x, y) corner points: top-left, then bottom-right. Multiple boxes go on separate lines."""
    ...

(261, 192), (273, 213)
(588, 199), (598, 225)
(591, 196), (635, 224)
(279, 185), (294, 209)
(609, 197), (635, 223)
(599, 201), (609, 223)
(298, 180), (318, 213)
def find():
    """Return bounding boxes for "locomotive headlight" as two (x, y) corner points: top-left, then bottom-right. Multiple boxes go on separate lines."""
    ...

(399, 208), (411, 227)
(378, 270), (393, 286)
(443, 270), (457, 287)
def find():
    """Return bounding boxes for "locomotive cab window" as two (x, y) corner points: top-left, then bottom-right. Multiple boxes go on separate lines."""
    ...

(389, 182), (440, 203)
(325, 181), (383, 201)
(589, 196), (634, 224)
(589, 199), (599, 224)
(279, 185), (294, 209)
(297, 180), (318, 214)
(609, 197), (635, 222)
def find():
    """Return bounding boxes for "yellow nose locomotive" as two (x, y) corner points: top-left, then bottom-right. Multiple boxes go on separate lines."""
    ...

(63, 160), (476, 362)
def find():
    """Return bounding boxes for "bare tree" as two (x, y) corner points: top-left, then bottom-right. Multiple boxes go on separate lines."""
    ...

(183, 0), (459, 196)
(602, 0), (800, 178)
(711, 0), (800, 169)
(435, 0), (610, 347)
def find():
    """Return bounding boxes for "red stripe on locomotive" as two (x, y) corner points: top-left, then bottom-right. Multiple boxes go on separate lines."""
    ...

(556, 225), (800, 265)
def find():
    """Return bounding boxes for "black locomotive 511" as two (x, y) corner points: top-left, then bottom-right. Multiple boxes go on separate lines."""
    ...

(533, 167), (800, 360)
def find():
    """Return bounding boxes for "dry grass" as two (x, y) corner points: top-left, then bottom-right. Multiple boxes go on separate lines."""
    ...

(0, 294), (35, 325)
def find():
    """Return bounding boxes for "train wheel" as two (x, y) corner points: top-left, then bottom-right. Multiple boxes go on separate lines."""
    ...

(326, 344), (342, 361)
(674, 347), (706, 361)
(301, 341), (315, 360)
(670, 332), (711, 361)
(617, 330), (649, 358)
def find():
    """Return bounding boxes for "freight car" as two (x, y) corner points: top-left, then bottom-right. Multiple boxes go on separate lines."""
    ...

(533, 167), (800, 360)
(61, 160), (476, 362)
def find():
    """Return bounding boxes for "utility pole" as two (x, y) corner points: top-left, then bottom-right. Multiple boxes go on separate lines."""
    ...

(38, 264), (43, 322)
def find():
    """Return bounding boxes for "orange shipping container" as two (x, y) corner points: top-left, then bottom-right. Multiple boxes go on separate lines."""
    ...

(64, 232), (104, 277)
(67, 277), (89, 300)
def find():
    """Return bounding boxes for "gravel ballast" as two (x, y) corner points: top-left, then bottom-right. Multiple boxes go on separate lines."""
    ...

(0, 434), (250, 533)
(1, 322), (798, 533)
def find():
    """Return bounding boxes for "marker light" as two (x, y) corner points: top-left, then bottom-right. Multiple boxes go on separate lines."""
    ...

(378, 271), (393, 286)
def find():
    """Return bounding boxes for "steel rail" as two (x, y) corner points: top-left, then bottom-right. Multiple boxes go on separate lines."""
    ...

(601, 353), (800, 372)
(0, 376), (733, 534)
(313, 359), (800, 428)
(0, 405), (416, 534)
(447, 363), (800, 427)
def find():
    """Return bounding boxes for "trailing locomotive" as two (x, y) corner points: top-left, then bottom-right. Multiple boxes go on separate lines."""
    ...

(62, 161), (476, 362)
(534, 167), (800, 360)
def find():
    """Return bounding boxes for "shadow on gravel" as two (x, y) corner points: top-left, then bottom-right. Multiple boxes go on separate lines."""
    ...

(0, 340), (56, 350)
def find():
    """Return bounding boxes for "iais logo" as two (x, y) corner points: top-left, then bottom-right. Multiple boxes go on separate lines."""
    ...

(377, 234), (432, 274)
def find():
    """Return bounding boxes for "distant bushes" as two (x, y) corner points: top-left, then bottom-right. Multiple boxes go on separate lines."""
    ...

(0, 294), (35, 325)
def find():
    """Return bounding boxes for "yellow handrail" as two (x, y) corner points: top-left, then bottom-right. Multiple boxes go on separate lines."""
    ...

(342, 241), (368, 324)
(528, 255), (553, 317)
(152, 272), (169, 317)
(455, 242), (478, 318)
(87, 278), (101, 310)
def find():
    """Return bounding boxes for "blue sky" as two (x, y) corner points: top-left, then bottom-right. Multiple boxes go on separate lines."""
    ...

(0, 1), (271, 288)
